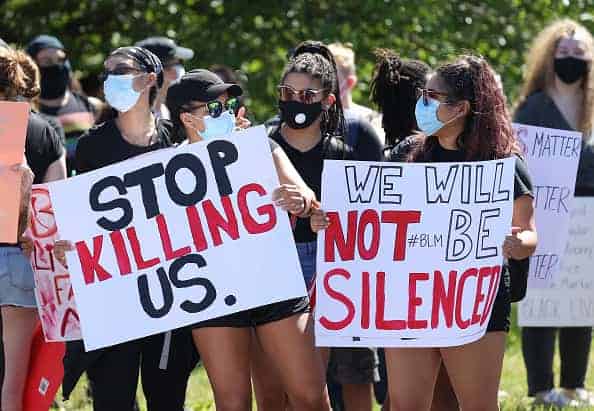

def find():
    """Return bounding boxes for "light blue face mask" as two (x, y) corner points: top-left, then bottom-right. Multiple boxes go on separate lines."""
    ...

(103, 74), (142, 113)
(415, 96), (446, 136)
(200, 110), (236, 140)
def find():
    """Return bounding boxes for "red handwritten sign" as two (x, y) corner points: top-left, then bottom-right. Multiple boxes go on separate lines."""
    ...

(27, 185), (81, 341)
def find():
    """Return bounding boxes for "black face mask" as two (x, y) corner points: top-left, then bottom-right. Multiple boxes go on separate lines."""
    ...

(554, 57), (588, 84)
(39, 64), (70, 99)
(279, 100), (323, 129)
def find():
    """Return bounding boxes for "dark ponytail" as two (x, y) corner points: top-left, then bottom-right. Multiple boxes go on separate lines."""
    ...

(281, 40), (346, 138)
(370, 49), (430, 147)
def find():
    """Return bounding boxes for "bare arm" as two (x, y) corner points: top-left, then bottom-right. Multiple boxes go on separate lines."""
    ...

(271, 145), (316, 216)
(42, 152), (67, 183)
(503, 194), (538, 260)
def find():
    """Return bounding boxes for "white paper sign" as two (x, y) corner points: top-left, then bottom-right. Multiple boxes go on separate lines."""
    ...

(519, 197), (594, 326)
(513, 124), (582, 288)
(315, 159), (515, 348)
(49, 126), (306, 350)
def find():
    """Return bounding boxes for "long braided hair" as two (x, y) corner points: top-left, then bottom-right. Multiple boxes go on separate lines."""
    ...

(370, 49), (430, 147)
(281, 40), (346, 138)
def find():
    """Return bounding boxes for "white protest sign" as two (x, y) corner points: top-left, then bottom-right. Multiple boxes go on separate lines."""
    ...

(315, 158), (515, 348)
(49, 126), (306, 350)
(27, 185), (81, 341)
(519, 197), (594, 326)
(513, 124), (581, 288)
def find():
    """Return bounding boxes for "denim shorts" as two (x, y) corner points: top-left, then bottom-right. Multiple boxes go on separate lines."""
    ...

(0, 246), (37, 308)
(296, 241), (317, 291)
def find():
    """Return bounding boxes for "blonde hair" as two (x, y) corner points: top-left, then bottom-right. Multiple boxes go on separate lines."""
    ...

(329, 42), (356, 76)
(516, 18), (594, 134)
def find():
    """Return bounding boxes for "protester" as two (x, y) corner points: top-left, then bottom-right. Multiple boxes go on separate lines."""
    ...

(0, 45), (66, 411)
(514, 18), (594, 407)
(136, 36), (194, 120)
(367, 49), (431, 410)
(313, 54), (537, 411)
(55, 46), (197, 411)
(174, 66), (329, 411)
(369, 48), (430, 152)
(26, 35), (98, 175)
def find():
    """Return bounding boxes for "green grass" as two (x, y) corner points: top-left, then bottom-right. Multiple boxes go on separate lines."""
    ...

(51, 307), (594, 410)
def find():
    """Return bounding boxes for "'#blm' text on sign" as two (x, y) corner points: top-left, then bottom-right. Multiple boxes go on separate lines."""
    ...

(27, 185), (81, 341)
(513, 123), (581, 287)
(315, 158), (515, 347)
(49, 126), (306, 350)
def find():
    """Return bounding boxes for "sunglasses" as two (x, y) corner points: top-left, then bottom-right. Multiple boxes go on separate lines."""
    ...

(416, 88), (454, 106)
(188, 97), (239, 118)
(277, 85), (328, 104)
(99, 66), (143, 82)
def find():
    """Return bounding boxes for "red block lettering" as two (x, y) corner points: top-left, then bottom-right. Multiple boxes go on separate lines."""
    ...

(357, 210), (380, 260)
(408, 272), (429, 329)
(381, 210), (421, 261)
(431, 270), (457, 329)
(324, 211), (357, 262)
(237, 183), (277, 234)
(481, 265), (501, 325)
(471, 266), (491, 325)
(156, 214), (191, 260)
(76, 236), (112, 285)
(361, 271), (371, 329)
(186, 206), (208, 251)
(126, 227), (160, 269)
(455, 268), (477, 329)
(109, 231), (132, 276)
(203, 196), (240, 246)
(376, 272), (406, 330)
(319, 268), (355, 331)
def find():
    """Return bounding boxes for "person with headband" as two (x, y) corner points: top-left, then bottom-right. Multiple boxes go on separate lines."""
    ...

(26, 35), (98, 175)
(57, 46), (197, 411)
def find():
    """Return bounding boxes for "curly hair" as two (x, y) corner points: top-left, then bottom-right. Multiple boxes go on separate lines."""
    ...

(409, 55), (520, 162)
(515, 19), (594, 135)
(0, 47), (28, 99)
(370, 49), (430, 147)
(281, 40), (346, 137)
(15, 50), (40, 100)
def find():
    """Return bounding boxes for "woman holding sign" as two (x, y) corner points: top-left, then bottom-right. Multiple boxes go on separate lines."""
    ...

(0, 46), (66, 411)
(165, 68), (327, 411)
(313, 54), (537, 410)
(515, 19), (594, 407)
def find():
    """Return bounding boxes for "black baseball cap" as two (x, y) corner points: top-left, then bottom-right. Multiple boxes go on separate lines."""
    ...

(135, 37), (194, 65)
(167, 69), (243, 111)
(26, 35), (65, 58)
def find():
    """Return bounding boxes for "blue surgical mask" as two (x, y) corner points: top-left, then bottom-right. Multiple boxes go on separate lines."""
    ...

(103, 74), (141, 112)
(415, 96), (445, 136)
(200, 110), (236, 140)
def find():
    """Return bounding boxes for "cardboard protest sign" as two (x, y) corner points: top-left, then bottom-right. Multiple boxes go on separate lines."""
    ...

(26, 185), (81, 341)
(315, 158), (515, 347)
(48, 126), (306, 350)
(519, 198), (594, 326)
(0, 101), (29, 242)
(513, 124), (581, 288)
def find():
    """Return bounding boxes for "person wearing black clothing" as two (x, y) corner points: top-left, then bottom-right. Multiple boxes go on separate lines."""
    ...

(26, 35), (97, 175)
(514, 19), (594, 407)
(55, 46), (196, 411)
(0, 46), (66, 411)
(313, 55), (537, 411)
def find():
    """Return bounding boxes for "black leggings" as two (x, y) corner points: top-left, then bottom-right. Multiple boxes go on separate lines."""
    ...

(87, 328), (197, 411)
(522, 327), (592, 395)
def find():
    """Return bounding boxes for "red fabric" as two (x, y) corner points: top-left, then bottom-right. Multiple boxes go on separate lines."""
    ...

(23, 323), (65, 411)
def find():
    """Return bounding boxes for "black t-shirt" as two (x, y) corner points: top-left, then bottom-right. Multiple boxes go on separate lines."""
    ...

(344, 115), (384, 161)
(76, 119), (173, 174)
(270, 129), (354, 243)
(25, 111), (65, 184)
(514, 91), (594, 197)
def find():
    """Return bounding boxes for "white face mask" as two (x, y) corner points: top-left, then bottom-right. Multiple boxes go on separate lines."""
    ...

(103, 74), (142, 112)
(173, 65), (185, 83)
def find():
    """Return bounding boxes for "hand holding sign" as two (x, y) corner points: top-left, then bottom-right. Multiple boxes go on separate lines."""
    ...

(273, 184), (306, 214)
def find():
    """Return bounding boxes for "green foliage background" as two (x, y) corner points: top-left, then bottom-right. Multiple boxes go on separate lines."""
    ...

(3, 0), (594, 121)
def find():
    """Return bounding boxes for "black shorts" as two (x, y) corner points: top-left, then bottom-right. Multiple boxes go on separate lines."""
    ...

(193, 297), (310, 328)
(486, 268), (511, 333)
